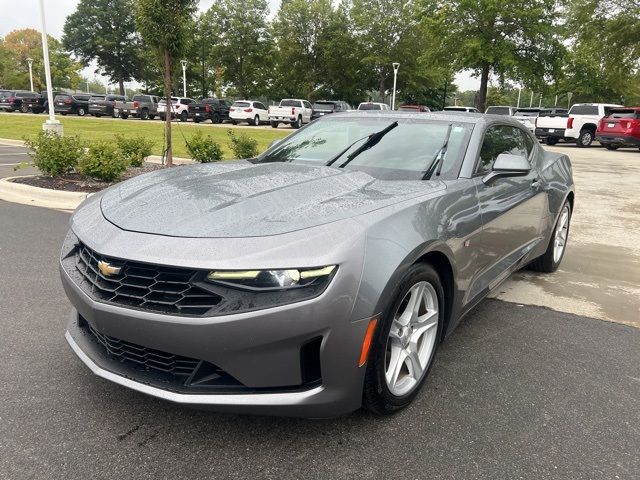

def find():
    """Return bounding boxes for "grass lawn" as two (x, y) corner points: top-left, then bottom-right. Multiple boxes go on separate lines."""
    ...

(0, 113), (291, 159)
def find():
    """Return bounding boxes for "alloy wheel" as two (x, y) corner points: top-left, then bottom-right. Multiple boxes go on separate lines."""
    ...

(553, 205), (570, 263)
(384, 281), (439, 397)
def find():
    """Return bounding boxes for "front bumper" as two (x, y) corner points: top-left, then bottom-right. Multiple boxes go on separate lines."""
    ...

(61, 253), (371, 417)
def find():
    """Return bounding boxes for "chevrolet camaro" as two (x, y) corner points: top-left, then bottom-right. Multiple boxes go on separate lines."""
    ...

(60, 112), (574, 417)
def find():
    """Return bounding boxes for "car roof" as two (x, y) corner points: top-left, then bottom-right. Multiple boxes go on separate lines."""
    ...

(331, 110), (525, 127)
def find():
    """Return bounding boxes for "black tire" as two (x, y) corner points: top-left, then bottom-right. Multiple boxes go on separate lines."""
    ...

(212, 113), (220, 124)
(231, 120), (238, 125)
(292, 116), (302, 129)
(140, 108), (149, 120)
(604, 143), (619, 151)
(529, 199), (572, 273)
(363, 263), (444, 416)
(251, 115), (260, 126)
(180, 111), (188, 122)
(545, 137), (559, 146)
(271, 122), (279, 128)
(576, 128), (594, 147)
(61, 112), (67, 116)
(19, 104), (29, 113)
(149, 114), (155, 120)
(77, 107), (85, 117)
(193, 118), (201, 123)
(120, 113), (129, 119)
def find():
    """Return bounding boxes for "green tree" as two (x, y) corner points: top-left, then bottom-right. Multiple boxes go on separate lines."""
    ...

(63, 0), (141, 95)
(202, 0), (272, 99)
(136, 0), (198, 166)
(442, 0), (563, 111)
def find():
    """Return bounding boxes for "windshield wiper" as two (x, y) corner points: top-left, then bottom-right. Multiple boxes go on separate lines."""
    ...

(423, 124), (453, 180)
(325, 121), (399, 168)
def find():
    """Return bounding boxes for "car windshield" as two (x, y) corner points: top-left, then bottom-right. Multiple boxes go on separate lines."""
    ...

(358, 103), (381, 110)
(569, 105), (599, 115)
(313, 102), (336, 110)
(514, 109), (540, 117)
(608, 109), (638, 119)
(486, 107), (512, 115)
(280, 100), (301, 107)
(257, 116), (470, 180)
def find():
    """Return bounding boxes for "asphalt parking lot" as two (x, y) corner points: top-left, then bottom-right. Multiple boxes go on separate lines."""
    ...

(0, 142), (639, 479)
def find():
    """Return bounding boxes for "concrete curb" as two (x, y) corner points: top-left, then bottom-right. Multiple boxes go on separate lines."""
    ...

(0, 138), (27, 147)
(0, 176), (90, 211)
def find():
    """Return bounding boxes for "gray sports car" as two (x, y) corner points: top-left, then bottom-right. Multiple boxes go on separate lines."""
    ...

(60, 112), (574, 417)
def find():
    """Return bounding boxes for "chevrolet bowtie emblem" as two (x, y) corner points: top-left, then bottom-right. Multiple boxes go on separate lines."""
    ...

(98, 260), (122, 277)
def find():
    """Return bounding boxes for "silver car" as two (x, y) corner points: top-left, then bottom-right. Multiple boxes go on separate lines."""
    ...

(60, 112), (574, 417)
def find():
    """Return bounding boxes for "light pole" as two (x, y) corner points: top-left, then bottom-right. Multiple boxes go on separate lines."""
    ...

(529, 91), (534, 108)
(181, 60), (188, 98)
(26, 58), (34, 92)
(516, 87), (522, 108)
(38, 0), (62, 135)
(391, 62), (400, 110)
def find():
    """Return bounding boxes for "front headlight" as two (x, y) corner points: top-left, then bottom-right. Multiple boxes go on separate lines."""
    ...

(206, 266), (336, 291)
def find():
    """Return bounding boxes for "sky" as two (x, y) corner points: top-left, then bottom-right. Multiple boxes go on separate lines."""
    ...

(0, 0), (479, 92)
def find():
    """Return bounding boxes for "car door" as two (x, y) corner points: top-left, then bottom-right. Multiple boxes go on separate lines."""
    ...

(302, 101), (312, 122)
(254, 102), (267, 121)
(466, 124), (546, 301)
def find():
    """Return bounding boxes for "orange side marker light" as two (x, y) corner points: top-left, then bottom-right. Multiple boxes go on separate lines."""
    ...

(358, 318), (378, 367)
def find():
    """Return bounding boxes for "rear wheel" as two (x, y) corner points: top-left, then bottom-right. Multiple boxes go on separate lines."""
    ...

(604, 143), (619, 151)
(529, 200), (571, 273)
(120, 113), (129, 119)
(140, 108), (149, 120)
(180, 110), (188, 122)
(363, 263), (443, 416)
(19, 104), (29, 113)
(77, 107), (85, 117)
(212, 113), (220, 124)
(545, 137), (559, 146)
(576, 128), (594, 147)
(292, 116), (302, 129)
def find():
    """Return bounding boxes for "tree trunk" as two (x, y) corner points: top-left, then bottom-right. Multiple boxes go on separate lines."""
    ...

(118, 78), (125, 96)
(477, 64), (490, 112)
(163, 50), (173, 167)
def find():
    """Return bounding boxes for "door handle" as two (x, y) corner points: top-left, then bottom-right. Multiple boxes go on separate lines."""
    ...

(531, 178), (540, 189)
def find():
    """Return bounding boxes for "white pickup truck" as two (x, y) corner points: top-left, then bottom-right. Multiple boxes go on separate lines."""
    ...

(535, 103), (622, 147)
(268, 99), (313, 129)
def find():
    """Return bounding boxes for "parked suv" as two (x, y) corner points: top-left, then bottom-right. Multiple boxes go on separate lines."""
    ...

(311, 100), (351, 120)
(88, 94), (126, 117)
(564, 103), (623, 147)
(158, 97), (195, 122)
(596, 107), (640, 150)
(54, 94), (91, 116)
(190, 98), (231, 124)
(229, 100), (268, 126)
(0, 90), (40, 112)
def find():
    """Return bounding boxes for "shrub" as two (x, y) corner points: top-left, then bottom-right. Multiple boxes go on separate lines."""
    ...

(23, 131), (85, 176)
(186, 131), (223, 163)
(115, 135), (154, 167)
(78, 141), (129, 181)
(227, 129), (259, 159)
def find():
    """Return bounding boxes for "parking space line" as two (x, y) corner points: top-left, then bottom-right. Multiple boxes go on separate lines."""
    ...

(0, 152), (28, 156)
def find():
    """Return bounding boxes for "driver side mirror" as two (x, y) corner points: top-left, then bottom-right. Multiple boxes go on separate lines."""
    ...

(482, 153), (530, 185)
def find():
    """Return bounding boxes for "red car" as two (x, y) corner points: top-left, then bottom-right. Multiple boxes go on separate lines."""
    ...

(596, 107), (640, 150)
(398, 104), (430, 112)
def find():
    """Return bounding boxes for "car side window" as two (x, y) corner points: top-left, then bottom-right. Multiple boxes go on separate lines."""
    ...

(476, 125), (530, 175)
(303, 101), (312, 109)
(256, 102), (266, 110)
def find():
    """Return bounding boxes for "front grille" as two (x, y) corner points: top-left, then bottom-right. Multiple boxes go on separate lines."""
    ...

(80, 317), (244, 391)
(72, 243), (221, 316)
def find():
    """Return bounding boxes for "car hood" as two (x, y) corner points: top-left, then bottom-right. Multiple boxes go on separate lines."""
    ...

(100, 161), (444, 238)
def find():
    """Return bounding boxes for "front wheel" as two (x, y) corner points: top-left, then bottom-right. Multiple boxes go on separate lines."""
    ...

(363, 263), (443, 415)
(120, 113), (129, 119)
(19, 104), (29, 113)
(604, 144), (619, 151)
(252, 115), (259, 126)
(180, 111), (188, 122)
(529, 200), (571, 273)
(212, 113), (220, 124)
(77, 107), (85, 117)
(576, 128), (594, 147)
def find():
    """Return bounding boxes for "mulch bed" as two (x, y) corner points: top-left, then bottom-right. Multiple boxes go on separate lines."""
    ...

(11, 163), (171, 193)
